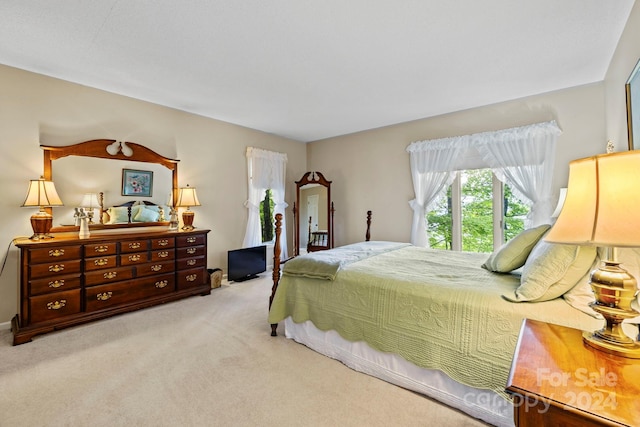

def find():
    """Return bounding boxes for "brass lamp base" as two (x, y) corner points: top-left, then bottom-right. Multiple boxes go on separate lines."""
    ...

(182, 210), (195, 230)
(584, 258), (640, 359)
(29, 211), (55, 240)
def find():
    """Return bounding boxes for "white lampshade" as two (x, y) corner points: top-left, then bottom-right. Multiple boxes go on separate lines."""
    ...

(22, 177), (64, 208)
(551, 188), (567, 218)
(80, 193), (100, 208)
(545, 151), (640, 247)
(175, 185), (201, 208)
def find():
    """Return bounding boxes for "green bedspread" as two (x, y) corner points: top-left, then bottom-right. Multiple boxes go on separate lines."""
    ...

(268, 242), (603, 399)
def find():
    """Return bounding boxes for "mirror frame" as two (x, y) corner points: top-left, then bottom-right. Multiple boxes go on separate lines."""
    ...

(627, 57), (640, 150)
(44, 139), (179, 231)
(293, 171), (334, 256)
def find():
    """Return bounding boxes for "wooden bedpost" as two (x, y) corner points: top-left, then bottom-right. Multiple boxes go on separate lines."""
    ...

(269, 213), (283, 336)
(365, 210), (372, 242)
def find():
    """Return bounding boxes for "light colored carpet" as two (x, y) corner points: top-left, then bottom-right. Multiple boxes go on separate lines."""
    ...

(0, 275), (489, 427)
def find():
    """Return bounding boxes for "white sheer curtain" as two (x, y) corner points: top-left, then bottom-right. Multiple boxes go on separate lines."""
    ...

(474, 121), (561, 228)
(406, 121), (562, 246)
(242, 147), (288, 259)
(406, 137), (473, 247)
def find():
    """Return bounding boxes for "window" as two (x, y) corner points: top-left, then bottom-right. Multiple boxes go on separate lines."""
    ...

(427, 169), (529, 252)
(259, 189), (275, 243)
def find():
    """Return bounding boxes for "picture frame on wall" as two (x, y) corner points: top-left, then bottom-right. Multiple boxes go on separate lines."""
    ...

(122, 169), (153, 197)
(626, 58), (640, 150)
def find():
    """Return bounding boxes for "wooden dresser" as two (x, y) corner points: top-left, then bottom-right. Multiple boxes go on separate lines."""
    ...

(12, 229), (210, 345)
(506, 319), (640, 426)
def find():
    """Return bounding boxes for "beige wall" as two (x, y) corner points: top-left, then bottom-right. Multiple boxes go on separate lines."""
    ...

(0, 64), (307, 325)
(307, 82), (607, 246)
(605, 0), (640, 147)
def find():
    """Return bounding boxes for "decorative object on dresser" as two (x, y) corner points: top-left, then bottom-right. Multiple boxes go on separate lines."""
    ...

(12, 228), (211, 345)
(546, 150), (640, 358)
(175, 184), (201, 230)
(21, 176), (64, 240)
(292, 171), (334, 255)
(507, 319), (640, 426)
(80, 193), (100, 224)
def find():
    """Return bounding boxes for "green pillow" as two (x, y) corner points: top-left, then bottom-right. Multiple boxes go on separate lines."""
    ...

(107, 206), (133, 223)
(503, 238), (597, 302)
(134, 206), (160, 222)
(482, 224), (551, 272)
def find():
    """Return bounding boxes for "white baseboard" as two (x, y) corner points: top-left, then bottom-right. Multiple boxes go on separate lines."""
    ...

(0, 321), (11, 331)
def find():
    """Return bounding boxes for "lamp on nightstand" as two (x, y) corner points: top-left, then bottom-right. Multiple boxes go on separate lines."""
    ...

(21, 176), (64, 240)
(176, 184), (201, 230)
(545, 151), (640, 358)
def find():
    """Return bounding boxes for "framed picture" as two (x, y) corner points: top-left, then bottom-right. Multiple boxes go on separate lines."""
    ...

(122, 169), (153, 197)
(626, 58), (640, 150)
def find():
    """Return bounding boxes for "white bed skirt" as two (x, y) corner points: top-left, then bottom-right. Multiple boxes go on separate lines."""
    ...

(284, 317), (514, 427)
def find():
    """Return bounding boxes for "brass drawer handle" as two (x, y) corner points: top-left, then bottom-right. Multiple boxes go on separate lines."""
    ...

(49, 264), (64, 272)
(47, 300), (66, 310)
(128, 254), (141, 262)
(94, 258), (109, 266)
(158, 251), (169, 258)
(186, 248), (196, 255)
(187, 259), (196, 266)
(186, 274), (197, 282)
(128, 242), (142, 249)
(151, 264), (163, 272)
(103, 271), (117, 279)
(48, 280), (64, 288)
(158, 239), (169, 246)
(155, 280), (168, 289)
(94, 245), (109, 253)
(49, 249), (65, 257)
(97, 292), (113, 301)
(186, 237), (197, 243)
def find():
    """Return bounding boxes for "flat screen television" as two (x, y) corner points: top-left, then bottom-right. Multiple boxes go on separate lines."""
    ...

(227, 245), (267, 282)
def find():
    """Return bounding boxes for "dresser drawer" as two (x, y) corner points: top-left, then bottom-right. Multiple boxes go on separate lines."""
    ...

(29, 275), (82, 296)
(151, 237), (174, 249)
(84, 242), (117, 257)
(151, 249), (174, 262)
(84, 255), (118, 272)
(84, 266), (134, 286)
(29, 289), (81, 323)
(120, 239), (149, 253)
(176, 246), (205, 259)
(176, 256), (205, 270)
(29, 259), (82, 279)
(177, 267), (208, 290)
(28, 245), (82, 264)
(85, 273), (175, 311)
(177, 234), (205, 247)
(121, 252), (149, 266)
(137, 260), (175, 277)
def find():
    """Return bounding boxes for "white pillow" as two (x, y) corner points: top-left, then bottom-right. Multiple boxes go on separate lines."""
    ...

(482, 224), (551, 272)
(503, 238), (596, 302)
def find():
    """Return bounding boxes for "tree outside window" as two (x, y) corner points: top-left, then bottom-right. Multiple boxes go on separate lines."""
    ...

(259, 189), (275, 243)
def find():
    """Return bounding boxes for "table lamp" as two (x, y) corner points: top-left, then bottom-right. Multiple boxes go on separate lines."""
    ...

(175, 184), (201, 230)
(545, 151), (640, 358)
(22, 176), (64, 240)
(80, 193), (100, 224)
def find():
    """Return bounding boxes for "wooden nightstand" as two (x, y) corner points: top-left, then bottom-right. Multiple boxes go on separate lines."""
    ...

(506, 319), (640, 426)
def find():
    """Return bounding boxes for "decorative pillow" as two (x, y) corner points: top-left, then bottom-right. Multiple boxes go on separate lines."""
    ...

(503, 237), (597, 302)
(482, 224), (551, 273)
(134, 206), (160, 222)
(563, 267), (603, 319)
(107, 206), (134, 224)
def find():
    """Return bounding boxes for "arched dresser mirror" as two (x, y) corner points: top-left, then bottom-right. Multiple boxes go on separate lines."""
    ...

(293, 171), (334, 256)
(42, 139), (179, 231)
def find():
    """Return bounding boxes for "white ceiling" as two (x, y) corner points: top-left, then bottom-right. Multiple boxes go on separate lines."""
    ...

(0, 1), (635, 142)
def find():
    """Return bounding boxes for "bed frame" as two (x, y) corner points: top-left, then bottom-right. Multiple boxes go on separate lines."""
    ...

(269, 210), (372, 336)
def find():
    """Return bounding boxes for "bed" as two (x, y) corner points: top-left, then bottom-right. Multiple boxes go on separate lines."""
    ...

(267, 213), (640, 426)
